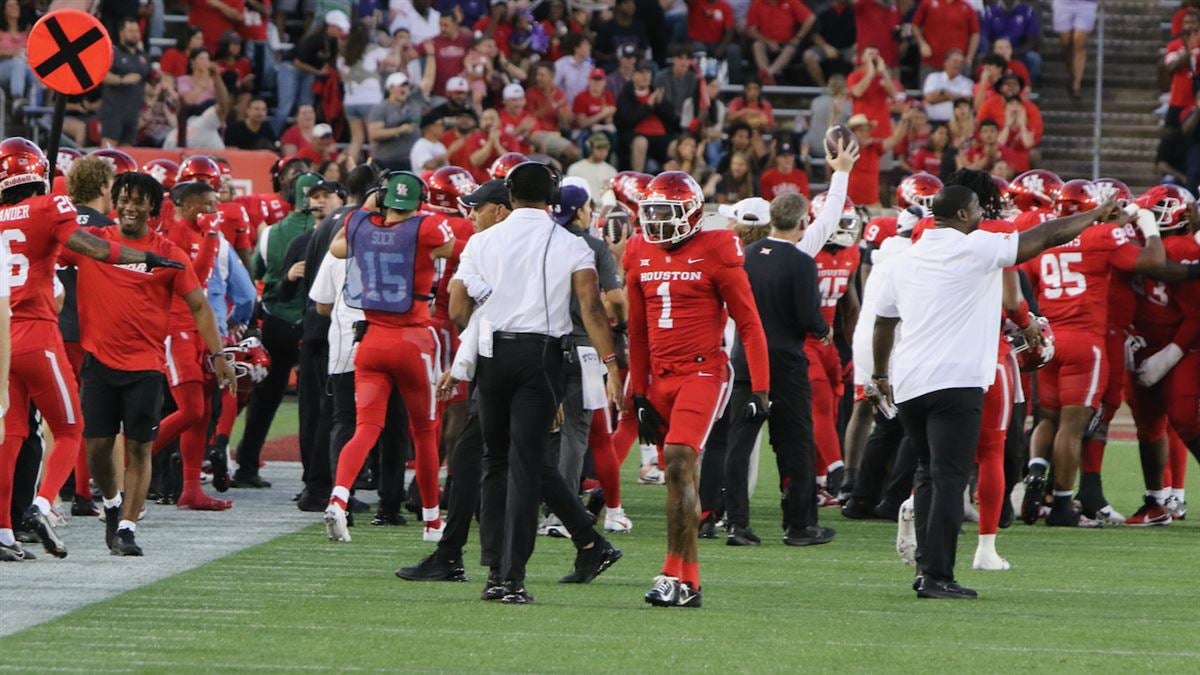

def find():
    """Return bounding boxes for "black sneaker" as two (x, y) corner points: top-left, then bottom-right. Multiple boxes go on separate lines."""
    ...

(0, 541), (32, 561)
(396, 554), (467, 582)
(916, 577), (978, 600)
(826, 466), (845, 497)
(110, 529), (143, 556)
(783, 525), (835, 547)
(726, 525), (761, 546)
(644, 575), (681, 607)
(1020, 469), (1047, 525)
(998, 498), (1015, 529)
(347, 496), (371, 513)
(841, 497), (877, 520)
(23, 505), (67, 558)
(500, 582), (533, 605)
(71, 495), (99, 517)
(208, 446), (231, 493)
(873, 499), (900, 522)
(697, 513), (719, 539)
(14, 529), (37, 544)
(231, 471), (272, 489)
(1045, 506), (1103, 528)
(104, 506), (120, 550)
(559, 540), (623, 583)
(371, 510), (408, 526)
(481, 574), (507, 601)
(295, 491), (328, 513)
(676, 583), (702, 608)
(585, 488), (605, 520)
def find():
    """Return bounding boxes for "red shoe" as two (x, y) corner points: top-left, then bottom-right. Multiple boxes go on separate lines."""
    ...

(817, 489), (839, 508)
(1125, 495), (1171, 527)
(177, 490), (234, 511)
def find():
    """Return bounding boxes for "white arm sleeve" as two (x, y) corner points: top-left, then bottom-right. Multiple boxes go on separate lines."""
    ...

(450, 313), (480, 381)
(797, 170), (849, 257)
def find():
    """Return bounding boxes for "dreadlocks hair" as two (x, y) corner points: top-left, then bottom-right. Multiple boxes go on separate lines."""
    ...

(946, 168), (1004, 219)
(113, 171), (166, 217)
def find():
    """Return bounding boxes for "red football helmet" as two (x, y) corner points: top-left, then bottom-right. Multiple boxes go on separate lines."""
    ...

(991, 175), (1017, 217)
(489, 152), (528, 180)
(177, 155), (223, 190)
(0, 138), (49, 192)
(809, 193), (860, 248)
(608, 171), (652, 213)
(57, 148), (82, 175)
(89, 148), (138, 175)
(1055, 179), (1101, 217)
(213, 156), (232, 177)
(1008, 170), (1063, 212)
(142, 159), (180, 190)
(1135, 184), (1196, 232)
(426, 166), (478, 215)
(895, 172), (943, 209)
(638, 171), (704, 245)
(1094, 178), (1132, 206)
(270, 156), (310, 192)
(1006, 315), (1055, 371)
(220, 336), (271, 390)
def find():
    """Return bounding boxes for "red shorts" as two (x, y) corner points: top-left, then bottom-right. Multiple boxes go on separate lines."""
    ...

(431, 315), (467, 404)
(982, 354), (1015, 434)
(165, 330), (210, 387)
(1099, 326), (1126, 412)
(353, 324), (439, 432)
(805, 339), (844, 397)
(6, 340), (82, 440)
(1038, 331), (1105, 411)
(648, 369), (731, 453)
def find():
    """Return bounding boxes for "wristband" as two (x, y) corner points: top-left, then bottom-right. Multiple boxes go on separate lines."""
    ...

(104, 240), (121, 264)
(872, 374), (888, 380)
(601, 353), (617, 365)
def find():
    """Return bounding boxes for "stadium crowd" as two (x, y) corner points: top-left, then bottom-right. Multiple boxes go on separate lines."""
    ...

(6, 0), (1200, 609)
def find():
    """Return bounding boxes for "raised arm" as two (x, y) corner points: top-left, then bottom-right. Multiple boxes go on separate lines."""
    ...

(1014, 201), (1121, 264)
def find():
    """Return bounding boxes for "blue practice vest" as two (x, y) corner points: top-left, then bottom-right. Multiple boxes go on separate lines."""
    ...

(343, 210), (424, 313)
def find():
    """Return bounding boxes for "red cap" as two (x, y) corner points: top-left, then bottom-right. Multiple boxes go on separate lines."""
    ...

(589, 67), (605, 80)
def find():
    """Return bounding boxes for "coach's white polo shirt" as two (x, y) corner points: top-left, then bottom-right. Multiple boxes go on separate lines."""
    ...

(875, 226), (1018, 404)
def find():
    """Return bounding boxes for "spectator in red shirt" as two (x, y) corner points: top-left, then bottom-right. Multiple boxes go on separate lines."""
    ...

(428, 13), (471, 97)
(745, 0), (815, 86)
(573, 67), (617, 139)
(161, 28), (204, 80)
(891, 105), (931, 173)
(957, 119), (1018, 173)
(759, 140), (810, 199)
(908, 123), (951, 177)
(297, 123), (344, 166)
(525, 62), (580, 162)
(1165, 22), (1200, 128)
(976, 73), (1042, 146)
(989, 38), (1031, 92)
(687, 0), (744, 83)
(498, 82), (537, 155)
(912, 0), (980, 77)
(847, 46), (900, 139)
(616, 64), (678, 171)
(727, 78), (777, 132)
(846, 113), (888, 207)
(995, 96), (1037, 172)
(451, 108), (519, 182)
(1173, 3), (1200, 37)
(188, 0), (245, 53)
(853, 0), (901, 68)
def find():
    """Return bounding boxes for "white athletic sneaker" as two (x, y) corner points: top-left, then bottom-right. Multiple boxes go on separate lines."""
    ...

(896, 496), (916, 566)
(537, 514), (568, 538)
(422, 520), (445, 543)
(1165, 496), (1188, 521)
(324, 506), (351, 542)
(1095, 504), (1126, 526)
(638, 464), (665, 485)
(604, 507), (633, 533)
(972, 539), (1011, 571)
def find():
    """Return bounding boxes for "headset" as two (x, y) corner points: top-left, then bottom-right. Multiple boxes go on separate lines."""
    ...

(504, 161), (561, 207)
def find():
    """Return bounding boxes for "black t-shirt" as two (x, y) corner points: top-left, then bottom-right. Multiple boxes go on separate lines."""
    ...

(225, 120), (280, 151)
(293, 32), (337, 70)
(1157, 130), (1188, 175)
(58, 205), (115, 342)
(594, 18), (649, 59)
(817, 4), (856, 50)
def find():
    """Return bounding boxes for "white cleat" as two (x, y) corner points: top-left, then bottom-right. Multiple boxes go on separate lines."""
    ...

(638, 464), (665, 485)
(324, 506), (351, 542)
(972, 547), (1012, 571)
(422, 520), (445, 543)
(1165, 496), (1187, 521)
(1096, 504), (1126, 526)
(604, 507), (633, 533)
(537, 514), (569, 538)
(896, 496), (916, 566)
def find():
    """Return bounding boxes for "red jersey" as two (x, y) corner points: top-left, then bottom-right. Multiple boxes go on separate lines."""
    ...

(430, 32), (471, 96)
(908, 147), (943, 175)
(623, 229), (770, 392)
(912, 0), (980, 67)
(687, 0), (735, 44)
(64, 227), (199, 372)
(1012, 208), (1051, 232)
(0, 194), (80, 351)
(572, 89), (615, 125)
(1134, 234), (1200, 341)
(812, 244), (861, 326)
(217, 201), (254, 250)
(359, 213), (455, 330)
(854, 0), (900, 66)
(847, 142), (882, 206)
(846, 69), (892, 139)
(525, 86), (568, 132)
(233, 194), (268, 232)
(251, 193), (291, 226)
(162, 215), (221, 333)
(1023, 224), (1143, 339)
(633, 90), (667, 136)
(429, 214), (474, 320)
(498, 109), (537, 154)
(759, 168), (810, 200)
(238, 0), (270, 41)
(745, 0), (812, 44)
(188, 0), (246, 51)
(862, 216), (897, 249)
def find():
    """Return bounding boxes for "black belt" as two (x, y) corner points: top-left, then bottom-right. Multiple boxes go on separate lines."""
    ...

(494, 331), (558, 343)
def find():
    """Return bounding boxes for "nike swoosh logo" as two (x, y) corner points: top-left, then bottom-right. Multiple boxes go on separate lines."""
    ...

(696, 372), (712, 377)
(688, 258), (704, 264)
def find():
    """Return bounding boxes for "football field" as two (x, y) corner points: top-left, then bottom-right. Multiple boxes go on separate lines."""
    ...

(1, 414), (1197, 672)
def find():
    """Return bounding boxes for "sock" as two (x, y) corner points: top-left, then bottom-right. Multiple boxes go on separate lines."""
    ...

(0, 528), (13, 546)
(422, 507), (441, 524)
(1051, 491), (1072, 510)
(1028, 457), (1049, 474)
(681, 561), (700, 588)
(33, 496), (52, 516)
(827, 459), (845, 474)
(662, 553), (682, 578)
(1172, 488), (1186, 502)
(329, 485), (350, 510)
(641, 444), (657, 466)
(102, 495), (122, 510)
(976, 533), (997, 553)
(117, 520), (136, 532)
(1149, 489), (1168, 505)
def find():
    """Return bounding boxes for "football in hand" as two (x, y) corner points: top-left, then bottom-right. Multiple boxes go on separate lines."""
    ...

(824, 124), (855, 158)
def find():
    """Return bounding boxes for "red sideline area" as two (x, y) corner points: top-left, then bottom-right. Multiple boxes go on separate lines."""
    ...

(262, 436), (298, 463)
(114, 147), (278, 195)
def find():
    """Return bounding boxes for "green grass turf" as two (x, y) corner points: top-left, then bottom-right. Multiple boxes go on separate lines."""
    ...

(231, 399), (299, 444)
(3, 441), (1198, 672)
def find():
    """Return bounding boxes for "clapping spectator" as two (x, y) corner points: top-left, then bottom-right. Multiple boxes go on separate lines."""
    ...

(996, 96), (1037, 172)
(616, 63), (678, 172)
(225, 96), (278, 149)
(428, 13), (471, 97)
(973, 53), (1007, 111)
(745, 0), (814, 86)
(390, 0), (441, 44)
(977, 72), (1041, 133)
(957, 118), (1017, 174)
(441, 106), (479, 162)
(848, 46), (899, 138)
(759, 140), (809, 199)
(450, 107), (515, 181)
(1052, 0), (1096, 99)
(605, 44), (640, 99)
(554, 33), (594, 103)
(100, 18), (152, 147)
(188, 0), (246, 53)
(572, 67), (618, 141)
(713, 151), (757, 204)
(922, 49), (973, 123)
(272, 10), (349, 135)
(807, 73), (850, 161)
(369, 72), (427, 170)
(281, 104), (318, 156)
(727, 77), (776, 132)
(687, 0), (744, 83)
(981, 1), (1040, 85)
(339, 24), (392, 163)
(410, 112), (449, 170)
(567, 134), (618, 198)
(526, 63), (580, 162)
(802, 0), (856, 87)
(654, 45), (700, 121)
(912, 0), (979, 81)
(1164, 19), (1200, 128)
(891, 104), (931, 173)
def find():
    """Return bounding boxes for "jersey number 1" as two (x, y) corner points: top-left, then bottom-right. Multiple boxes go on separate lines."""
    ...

(656, 281), (673, 329)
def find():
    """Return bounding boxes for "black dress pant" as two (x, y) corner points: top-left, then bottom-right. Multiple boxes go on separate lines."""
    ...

(298, 338), (331, 498)
(897, 387), (985, 582)
(10, 408), (42, 526)
(725, 354), (817, 530)
(1004, 400), (1028, 497)
(476, 336), (572, 584)
(853, 413), (911, 506)
(236, 314), (302, 476)
(699, 409), (730, 517)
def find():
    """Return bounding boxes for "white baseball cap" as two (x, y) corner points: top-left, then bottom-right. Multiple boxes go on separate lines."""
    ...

(561, 175), (592, 203)
(446, 76), (469, 92)
(502, 82), (525, 100)
(718, 197), (771, 226)
(313, 123), (334, 138)
(324, 10), (350, 33)
(385, 72), (410, 89)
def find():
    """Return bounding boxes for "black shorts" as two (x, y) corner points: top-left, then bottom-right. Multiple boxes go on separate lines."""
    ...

(81, 355), (166, 443)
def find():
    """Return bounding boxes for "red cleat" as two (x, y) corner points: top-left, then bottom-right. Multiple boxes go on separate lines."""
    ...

(1125, 495), (1171, 527)
(177, 491), (234, 511)
(817, 489), (840, 508)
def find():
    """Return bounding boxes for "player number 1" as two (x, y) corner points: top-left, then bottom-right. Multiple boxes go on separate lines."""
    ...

(657, 281), (673, 329)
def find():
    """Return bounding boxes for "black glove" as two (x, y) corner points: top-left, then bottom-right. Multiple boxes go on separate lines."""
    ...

(633, 395), (665, 446)
(144, 251), (185, 270)
(742, 394), (769, 424)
